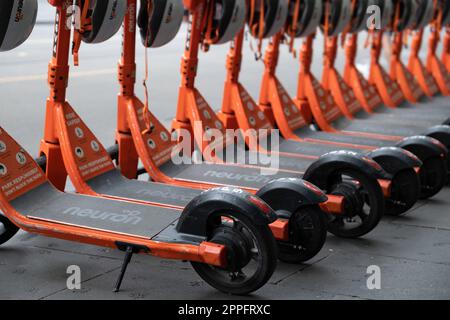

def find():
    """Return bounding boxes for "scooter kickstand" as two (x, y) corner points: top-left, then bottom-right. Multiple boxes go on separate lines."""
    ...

(114, 246), (134, 293)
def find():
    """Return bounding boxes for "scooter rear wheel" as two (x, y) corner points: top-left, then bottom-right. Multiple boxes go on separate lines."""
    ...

(419, 156), (447, 199)
(0, 214), (19, 245)
(191, 211), (277, 295)
(277, 205), (327, 264)
(385, 168), (421, 216)
(326, 169), (385, 238)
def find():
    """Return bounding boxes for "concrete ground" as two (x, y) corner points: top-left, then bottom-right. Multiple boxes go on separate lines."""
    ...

(0, 19), (449, 300)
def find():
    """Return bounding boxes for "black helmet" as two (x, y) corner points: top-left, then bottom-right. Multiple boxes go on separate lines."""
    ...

(81, 0), (127, 44)
(0, 0), (37, 52)
(411, 0), (435, 30)
(203, 0), (247, 45)
(248, 0), (290, 39)
(348, 0), (370, 33)
(438, 0), (450, 26)
(138, 0), (185, 48)
(286, 0), (322, 38)
(320, 0), (353, 37)
(366, 0), (394, 31)
(390, 0), (419, 32)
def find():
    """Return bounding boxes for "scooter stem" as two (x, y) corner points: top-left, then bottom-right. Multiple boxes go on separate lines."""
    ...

(44, 2), (72, 143)
(173, 2), (205, 125)
(322, 36), (338, 90)
(295, 35), (314, 105)
(40, 1), (73, 190)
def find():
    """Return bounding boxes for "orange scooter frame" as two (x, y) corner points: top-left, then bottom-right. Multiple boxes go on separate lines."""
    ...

(342, 33), (384, 113)
(389, 31), (426, 103)
(442, 27), (450, 72)
(426, 20), (450, 95)
(293, 33), (403, 141)
(407, 30), (440, 97)
(367, 31), (405, 107)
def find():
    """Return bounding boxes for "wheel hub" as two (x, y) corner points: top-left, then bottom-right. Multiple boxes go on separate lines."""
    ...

(210, 225), (252, 272)
(331, 182), (365, 218)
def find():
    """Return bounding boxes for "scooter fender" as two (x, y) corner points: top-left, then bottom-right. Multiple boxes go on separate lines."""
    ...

(256, 178), (328, 220)
(177, 187), (278, 237)
(422, 125), (450, 150)
(367, 147), (423, 175)
(302, 150), (391, 190)
(395, 135), (448, 162)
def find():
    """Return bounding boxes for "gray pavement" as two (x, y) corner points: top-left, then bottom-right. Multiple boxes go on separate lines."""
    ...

(0, 23), (450, 300)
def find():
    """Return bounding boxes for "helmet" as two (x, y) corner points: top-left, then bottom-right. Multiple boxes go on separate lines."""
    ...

(411, 0), (435, 30)
(321, 0), (353, 37)
(348, 0), (370, 33)
(248, 0), (290, 39)
(438, 0), (450, 26)
(391, 0), (419, 32)
(203, 0), (247, 45)
(138, 0), (185, 48)
(81, 0), (127, 44)
(366, 0), (394, 31)
(0, 0), (37, 52)
(286, 0), (322, 38)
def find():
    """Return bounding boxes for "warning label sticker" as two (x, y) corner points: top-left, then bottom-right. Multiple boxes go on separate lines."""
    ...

(0, 127), (47, 201)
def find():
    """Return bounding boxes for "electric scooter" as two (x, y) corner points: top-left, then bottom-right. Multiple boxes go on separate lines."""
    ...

(0, 0), (279, 295)
(116, 0), (389, 240)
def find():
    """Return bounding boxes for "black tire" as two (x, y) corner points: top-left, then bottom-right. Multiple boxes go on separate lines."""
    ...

(326, 169), (385, 238)
(0, 214), (19, 245)
(278, 205), (327, 264)
(385, 169), (421, 216)
(191, 211), (278, 295)
(419, 156), (447, 199)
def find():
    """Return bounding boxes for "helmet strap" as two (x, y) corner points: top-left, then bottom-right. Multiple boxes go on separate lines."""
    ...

(72, 0), (93, 66)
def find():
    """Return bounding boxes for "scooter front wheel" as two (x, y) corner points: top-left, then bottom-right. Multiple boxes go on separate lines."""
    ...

(191, 211), (277, 295)
(385, 168), (421, 216)
(0, 214), (19, 245)
(326, 169), (385, 238)
(277, 205), (327, 264)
